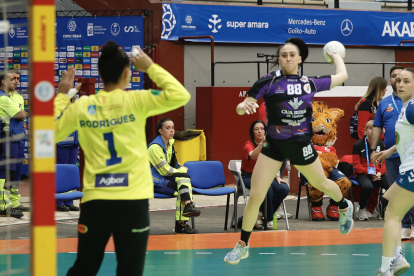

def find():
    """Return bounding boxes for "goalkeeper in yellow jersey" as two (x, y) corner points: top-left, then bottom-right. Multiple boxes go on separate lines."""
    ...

(55, 40), (191, 276)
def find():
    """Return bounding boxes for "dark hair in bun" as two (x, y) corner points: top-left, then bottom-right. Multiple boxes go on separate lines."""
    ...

(156, 118), (173, 135)
(271, 37), (308, 70)
(98, 40), (130, 84)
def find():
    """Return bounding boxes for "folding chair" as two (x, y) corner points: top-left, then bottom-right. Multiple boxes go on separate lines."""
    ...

(295, 174), (312, 221)
(184, 161), (237, 232)
(228, 160), (290, 230)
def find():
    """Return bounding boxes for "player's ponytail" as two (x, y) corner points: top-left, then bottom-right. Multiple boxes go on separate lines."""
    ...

(98, 40), (129, 85)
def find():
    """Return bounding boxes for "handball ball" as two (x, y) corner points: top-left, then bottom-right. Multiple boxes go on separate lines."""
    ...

(323, 41), (346, 63)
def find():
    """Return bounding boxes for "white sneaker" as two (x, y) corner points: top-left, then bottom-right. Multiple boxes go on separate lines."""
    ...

(392, 254), (410, 276)
(224, 240), (249, 265)
(375, 268), (394, 276)
(266, 221), (273, 230)
(276, 209), (292, 219)
(356, 206), (369, 221)
(401, 228), (411, 240)
(374, 205), (384, 220)
(410, 229), (414, 239)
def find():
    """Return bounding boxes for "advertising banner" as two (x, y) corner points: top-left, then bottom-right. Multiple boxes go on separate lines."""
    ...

(1, 16), (145, 91)
(0, 16), (144, 175)
(161, 3), (414, 46)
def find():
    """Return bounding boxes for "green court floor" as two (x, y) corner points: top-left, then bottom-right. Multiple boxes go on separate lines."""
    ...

(1, 243), (414, 275)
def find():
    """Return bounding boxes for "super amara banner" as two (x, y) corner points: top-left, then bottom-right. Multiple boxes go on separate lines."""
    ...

(161, 3), (414, 46)
(1, 16), (144, 91)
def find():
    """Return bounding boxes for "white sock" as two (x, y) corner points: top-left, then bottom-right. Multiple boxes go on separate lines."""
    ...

(393, 246), (402, 260)
(381, 256), (393, 272)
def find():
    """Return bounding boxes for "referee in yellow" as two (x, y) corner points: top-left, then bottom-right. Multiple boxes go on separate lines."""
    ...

(55, 40), (191, 276)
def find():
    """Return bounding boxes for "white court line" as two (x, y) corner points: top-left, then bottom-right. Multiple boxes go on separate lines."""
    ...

(105, 252), (115, 253)
(196, 252), (212, 254)
(353, 254), (369, 256)
(321, 254), (337, 256)
(164, 252), (180, 254)
(291, 253), (305, 255)
(259, 253), (276, 255)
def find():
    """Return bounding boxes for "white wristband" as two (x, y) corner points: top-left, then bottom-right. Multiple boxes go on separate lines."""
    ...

(65, 88), (79, 99)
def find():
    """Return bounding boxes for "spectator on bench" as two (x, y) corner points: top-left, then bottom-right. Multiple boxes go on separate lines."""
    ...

(353, 120), (389, 221)
(148, 118), (201, 234)
(240, 120), (289, 230)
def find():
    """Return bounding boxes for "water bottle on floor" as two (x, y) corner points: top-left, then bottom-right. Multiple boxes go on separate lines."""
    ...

(273, 212), (277, 230)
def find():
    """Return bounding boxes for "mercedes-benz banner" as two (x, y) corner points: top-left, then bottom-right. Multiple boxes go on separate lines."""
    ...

(161, 3), (414, 46)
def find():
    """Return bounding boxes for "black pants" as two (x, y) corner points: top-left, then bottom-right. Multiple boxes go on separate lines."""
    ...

(355, 174), (389, 209)
(67, 199), (150, 276)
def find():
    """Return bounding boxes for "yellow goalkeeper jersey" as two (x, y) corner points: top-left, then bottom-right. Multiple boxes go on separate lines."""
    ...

(54, 64), (191, 203)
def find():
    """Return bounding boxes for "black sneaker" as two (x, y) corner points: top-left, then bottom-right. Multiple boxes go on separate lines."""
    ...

(67, 205), (79, 211)
(57, 205), (70, 212)
(182, 202), (200, 217)
(14, 205), (30, 212)
(175, 221), (199, 234)
(0, 207), (23, 218)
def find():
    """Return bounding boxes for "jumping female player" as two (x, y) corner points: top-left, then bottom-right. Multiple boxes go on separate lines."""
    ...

(224, 38), (354, 265)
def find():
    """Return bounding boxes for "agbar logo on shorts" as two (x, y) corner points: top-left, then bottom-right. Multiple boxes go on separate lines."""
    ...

(95, 173), (129, 187)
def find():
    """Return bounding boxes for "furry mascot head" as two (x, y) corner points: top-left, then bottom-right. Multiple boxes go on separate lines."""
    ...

(311, 101), (345, 148)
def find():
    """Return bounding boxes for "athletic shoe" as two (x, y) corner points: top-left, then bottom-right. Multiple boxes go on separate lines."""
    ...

(266, 221), (273, 230)
(175, 221), (199, 234)
(375, 268), (394, 276)
(410, 229), (414, 239)
(310, 205), (325, 221)
(0, 207), (23, 218)
(338, 199), (354, 235)
(57, 205), (70, 212)
(276, 209), (292, 219)
(326, 204), (340, 221)
(182, 202), (200, 217)
(392, 254), (410, 276)
(224, 240), (249, 265)
(401, 228), (411, 240)
(374, 205), (384, 220)
(67, 205), (79, 211)
(356, 207), (369, 221)
(14, 204), (30, 212)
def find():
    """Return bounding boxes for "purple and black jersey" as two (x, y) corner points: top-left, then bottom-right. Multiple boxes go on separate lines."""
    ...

(247, 70), (331, 142)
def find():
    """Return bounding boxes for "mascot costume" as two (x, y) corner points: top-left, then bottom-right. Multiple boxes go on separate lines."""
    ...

(308, 101), (352, 221)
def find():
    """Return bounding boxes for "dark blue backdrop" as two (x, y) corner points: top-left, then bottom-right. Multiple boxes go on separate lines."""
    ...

(161, 3), (414, 46)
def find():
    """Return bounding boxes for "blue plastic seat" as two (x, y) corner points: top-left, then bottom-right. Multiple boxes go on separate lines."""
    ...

(55, 164), (83, 201)
(154, 192), (174, 199)
(184, 161), (237, 232)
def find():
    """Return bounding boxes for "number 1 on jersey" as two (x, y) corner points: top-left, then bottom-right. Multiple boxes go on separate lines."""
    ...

(104, 132), (122, 166)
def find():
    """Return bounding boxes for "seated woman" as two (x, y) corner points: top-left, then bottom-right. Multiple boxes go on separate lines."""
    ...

(148, 118), (201, 234)
(241, 120), (290, 230)
(353, 120), (389, 221)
